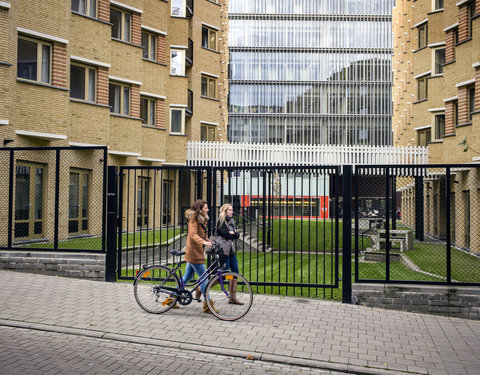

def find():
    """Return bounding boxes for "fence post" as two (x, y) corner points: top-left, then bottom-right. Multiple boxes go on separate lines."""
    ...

(342, 165), (352, 304)
(105, 166), (118, 282)
(414, 176), (424, 241)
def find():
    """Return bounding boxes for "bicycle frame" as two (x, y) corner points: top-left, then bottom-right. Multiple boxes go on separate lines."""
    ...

(172, 254), (229, 295)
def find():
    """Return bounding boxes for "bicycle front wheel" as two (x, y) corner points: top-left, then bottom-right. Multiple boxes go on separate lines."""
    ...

(134, 265), (180, 314)
(205, 272), (253, 321)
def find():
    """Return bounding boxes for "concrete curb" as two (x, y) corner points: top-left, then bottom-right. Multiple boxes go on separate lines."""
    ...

(0, 318), (410, 375)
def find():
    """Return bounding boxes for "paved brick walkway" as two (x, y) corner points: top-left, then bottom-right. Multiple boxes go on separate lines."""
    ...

(0, 270), (479, 375)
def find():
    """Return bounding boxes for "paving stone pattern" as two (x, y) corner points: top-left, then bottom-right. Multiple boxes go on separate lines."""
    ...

(0, 271), (479, 375)
(0, 326), (347, 375)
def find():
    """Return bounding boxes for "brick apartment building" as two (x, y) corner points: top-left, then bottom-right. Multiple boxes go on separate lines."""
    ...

(392, 0), (479, 253)
(0, 0), (228, 247)
(0, 0), (228, 163)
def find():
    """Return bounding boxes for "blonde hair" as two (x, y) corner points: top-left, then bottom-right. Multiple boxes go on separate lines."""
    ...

(218, 203), (232, 227)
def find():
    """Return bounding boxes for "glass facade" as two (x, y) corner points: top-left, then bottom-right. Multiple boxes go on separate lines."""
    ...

(228, 0), (394, 145)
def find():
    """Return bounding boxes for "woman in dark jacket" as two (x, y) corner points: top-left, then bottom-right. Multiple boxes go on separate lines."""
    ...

(216, 203), (243, 305)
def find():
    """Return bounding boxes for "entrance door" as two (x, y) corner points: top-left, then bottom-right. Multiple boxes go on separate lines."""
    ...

(14, 163), (45, 240)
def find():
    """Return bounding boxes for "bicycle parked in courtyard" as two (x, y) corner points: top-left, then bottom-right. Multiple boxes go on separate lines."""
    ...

(133, 244), (253, 321)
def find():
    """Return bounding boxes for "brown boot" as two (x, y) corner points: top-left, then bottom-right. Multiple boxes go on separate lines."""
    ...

(203, 299), (218, 314)
(195, 286), (202, 301)
(228, 279), (244, 305)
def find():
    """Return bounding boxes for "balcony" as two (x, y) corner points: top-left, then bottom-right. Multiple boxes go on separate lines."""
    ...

(186, 0), (193, 17)
(186, 38), (193, 66)
(186, 89), (193, 115)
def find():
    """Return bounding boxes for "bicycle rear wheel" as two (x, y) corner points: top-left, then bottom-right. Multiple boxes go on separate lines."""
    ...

(205, 272), (253, 321)
(134, 265), (180, 314)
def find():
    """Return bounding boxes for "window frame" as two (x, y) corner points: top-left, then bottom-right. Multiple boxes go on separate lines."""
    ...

(468, 1), (476, 38)
(433, 0), (444, 10)
(468, 86), (475, 121)
(434, 114), (445, 139)
(170, 49), (186, 76)
(417, 77), (428, 101)
(70, 63), (97, 102)
(110, 6), (131, 42)
(171, 0), (186, 17)
(201, 26), (217, 51)
(109, 81), (131, 115)
(418, 24), (428, 49)
(200, 124), (216, 141)
(433, 48), (445, 75)
(140, 96), (156, 125)
(71, 0), (97, 18)
(201, 75), (217, 99)
(417, 128), (432, 146)
(170, 107), (185, 134)
(17, 36), (52, 84)
(68, 168), (91, 235)
(141, 31), (157, 61)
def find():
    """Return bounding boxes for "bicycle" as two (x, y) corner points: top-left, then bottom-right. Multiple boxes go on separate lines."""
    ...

(133, 244), (253, 321)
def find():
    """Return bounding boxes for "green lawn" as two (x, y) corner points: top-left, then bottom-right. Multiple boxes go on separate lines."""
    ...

(18, 227), (182, 250)
(256, 219), (372, 250)
(405, 243), (480, 283)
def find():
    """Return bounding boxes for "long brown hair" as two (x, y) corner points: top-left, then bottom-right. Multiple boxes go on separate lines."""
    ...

(185, 199), (208, 220)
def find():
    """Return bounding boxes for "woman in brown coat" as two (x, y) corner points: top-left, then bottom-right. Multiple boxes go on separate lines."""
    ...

(182, 199), (217, 313)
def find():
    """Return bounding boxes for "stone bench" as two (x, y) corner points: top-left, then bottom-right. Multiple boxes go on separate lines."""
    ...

(377, 229), (413, 252)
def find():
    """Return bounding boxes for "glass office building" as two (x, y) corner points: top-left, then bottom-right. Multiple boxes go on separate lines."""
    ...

(228, 0), (394, 145)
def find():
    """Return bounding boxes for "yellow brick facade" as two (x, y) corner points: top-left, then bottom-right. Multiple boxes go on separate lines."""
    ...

(0, 0), (228, 166)
(393, 0), (480, 253)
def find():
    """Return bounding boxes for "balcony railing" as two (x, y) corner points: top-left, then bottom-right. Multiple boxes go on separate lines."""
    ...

(187, 142), (429, 167)
(186, 0), (193, 17)
(186, 89), (193, 115)
(186, 38), (193, 66)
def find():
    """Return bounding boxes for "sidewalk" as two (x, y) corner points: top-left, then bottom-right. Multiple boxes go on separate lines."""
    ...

(0, 270), (479, 375)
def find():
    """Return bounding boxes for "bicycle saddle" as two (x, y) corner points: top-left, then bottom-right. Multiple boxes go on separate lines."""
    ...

(170, 250), (185, 257)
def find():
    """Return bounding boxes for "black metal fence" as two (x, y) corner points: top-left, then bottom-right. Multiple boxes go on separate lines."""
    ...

(354, 164), (480, 286)
(0, 147), (107, 253)
(112, 165), (341, 297)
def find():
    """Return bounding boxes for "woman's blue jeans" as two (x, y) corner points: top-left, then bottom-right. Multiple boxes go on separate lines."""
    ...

(182, 262), (207, 297)
(224, 253), (239, 273)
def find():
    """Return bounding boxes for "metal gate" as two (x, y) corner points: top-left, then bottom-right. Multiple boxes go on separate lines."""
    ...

(109, 165), (342, 297)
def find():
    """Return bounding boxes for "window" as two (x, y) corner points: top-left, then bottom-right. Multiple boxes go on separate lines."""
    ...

(71, 0), (96, 18)
(434, 49), (445, 74)
(469, 2), (476, 38)
(137, 177), (150, 228)
(463, 190), (470, 248)
(417, 128), (431, 146)
(140, 97), (156, 125)
(69, 169), (90, 234)
(201, 124), (216, 141)
(469, 86), (475, 121)
(418, 24), (427, 49)
(434, 114), (445, 139)
(70, 64), (96, 102)
(15, 163), (45, 239)
(453, 100), (458, 126)
(170, 107), (185, 134)
(109, 82), (130, 115)
(434, 0), (444, 10)
(170, 49), (185, 75)
(171, 0), (185, 16)
(17, 37), (51, 84)
(202, 26), (217, 50)
(417, 77), (428, 100)
(110, 7), (131, 42)
(141, 32), (156, 61)
(201, 75), (216, 99)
